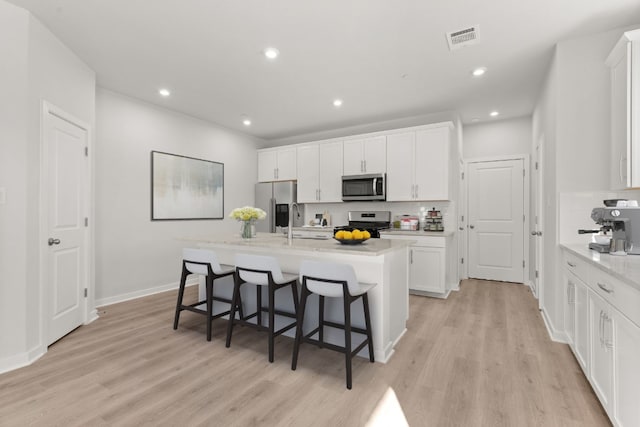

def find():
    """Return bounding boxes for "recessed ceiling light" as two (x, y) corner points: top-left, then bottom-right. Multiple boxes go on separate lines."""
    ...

(158, 88), (170, 97)
(471, 67), (487, 77)
(264, 47), (279, 60)
(471, 118), (480, 122)
(333, 99), (343, 107)
(490, 111), (500, 117)
(242, 118), (252, 126)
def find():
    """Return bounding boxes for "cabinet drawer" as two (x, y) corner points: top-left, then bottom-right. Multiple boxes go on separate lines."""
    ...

(381, 234), (445, 248)
(591, 268), (640, 328)
(563, 251), (591, 282)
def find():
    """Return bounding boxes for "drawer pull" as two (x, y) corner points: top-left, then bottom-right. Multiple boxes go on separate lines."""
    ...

(597, 283), (614, 294)
(566, 261), (576, 268)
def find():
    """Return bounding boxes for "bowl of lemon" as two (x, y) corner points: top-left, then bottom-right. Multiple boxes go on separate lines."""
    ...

(334, 229), (371, 245)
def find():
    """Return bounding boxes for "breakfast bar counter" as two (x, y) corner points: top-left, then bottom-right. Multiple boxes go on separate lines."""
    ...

(182, 232), (413, 363)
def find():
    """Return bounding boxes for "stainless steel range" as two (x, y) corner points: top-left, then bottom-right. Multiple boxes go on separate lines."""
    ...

(333, 211), (391, 238)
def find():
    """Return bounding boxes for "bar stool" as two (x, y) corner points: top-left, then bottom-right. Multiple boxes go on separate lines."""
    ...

(225, 253), (299, 363)
(291, 260), (376, 389)
(173, 248), (242, 341)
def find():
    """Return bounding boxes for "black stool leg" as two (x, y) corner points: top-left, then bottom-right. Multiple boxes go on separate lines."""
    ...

(226, 275), (242, 348)
(292, 284), (309, 370)
(206, 275), (213, 341)
(268, 285), (276, 363)
(257, 286), (262, 327)
(173, 263), (188, 330)
(362, 293), (374, 363)
(318, 295), (325, 348)
(344, 294), (353, 390)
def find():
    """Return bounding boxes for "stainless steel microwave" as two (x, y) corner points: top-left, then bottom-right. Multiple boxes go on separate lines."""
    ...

(342, 173), (386, 201)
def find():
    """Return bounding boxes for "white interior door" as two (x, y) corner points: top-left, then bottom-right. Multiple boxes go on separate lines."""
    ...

(45, 109), (88, 345)
(468, 159), (524, 283)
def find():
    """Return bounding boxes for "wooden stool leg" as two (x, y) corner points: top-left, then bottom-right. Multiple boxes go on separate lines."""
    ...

(173, 263), (189, 330)
(362, 293), (374, 363)
(344, 295), (353, 390)
(318, 295), (325, 348)
(292, 284), (309, 370)
(225, 275), (242, 348)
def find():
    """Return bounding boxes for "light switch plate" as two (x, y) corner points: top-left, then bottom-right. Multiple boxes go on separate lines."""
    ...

(0, 187), (5, 205)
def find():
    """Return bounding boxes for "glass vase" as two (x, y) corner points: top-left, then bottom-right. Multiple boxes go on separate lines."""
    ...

(240, 220), (253, 239)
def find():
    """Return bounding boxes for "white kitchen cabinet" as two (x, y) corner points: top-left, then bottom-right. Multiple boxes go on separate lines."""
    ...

(258, 147), (296, 182)
(589, 290), (614, 413)
(606, 29), (640, 190)
(297, 142), (343, 203)
(613, 309), (640, 427)
(381, 234), (453, 296)
(343, 136), (386, 175)
(386, 125), (451, 201)
(574, 279), (590, 373)
(563, 273), (576, 346)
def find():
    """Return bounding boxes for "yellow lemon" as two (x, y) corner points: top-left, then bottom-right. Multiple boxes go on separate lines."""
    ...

(362, 230), (371, 239)
(352, 230), (363, 240)
(335, 230), (345, 239)
(342, 231), (353, 240)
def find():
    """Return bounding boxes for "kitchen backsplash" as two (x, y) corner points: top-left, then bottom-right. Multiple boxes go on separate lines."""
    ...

(302, 201), (454, 230)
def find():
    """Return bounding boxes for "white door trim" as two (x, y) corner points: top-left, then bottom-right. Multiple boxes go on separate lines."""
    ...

(464, 154), (530, 283)
(39, 101), (95, 352)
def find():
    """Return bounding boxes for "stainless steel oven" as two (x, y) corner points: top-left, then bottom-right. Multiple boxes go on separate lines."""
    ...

(342, 173), (386, 201)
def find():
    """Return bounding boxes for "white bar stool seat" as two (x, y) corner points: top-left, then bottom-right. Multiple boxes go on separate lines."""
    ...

(173, 248), (241, 341)
(225, 253), (299, 363)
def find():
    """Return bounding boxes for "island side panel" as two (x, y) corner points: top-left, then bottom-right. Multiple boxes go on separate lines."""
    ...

(194, 241), (406, 363)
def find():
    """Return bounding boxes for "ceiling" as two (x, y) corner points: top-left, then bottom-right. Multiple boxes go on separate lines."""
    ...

(8, 1), (640, 143)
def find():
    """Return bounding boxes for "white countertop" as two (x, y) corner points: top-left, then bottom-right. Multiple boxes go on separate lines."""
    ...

(291, 226), (454, 237)
(182, 232), (414, 256)
(561, 244), (640, 291)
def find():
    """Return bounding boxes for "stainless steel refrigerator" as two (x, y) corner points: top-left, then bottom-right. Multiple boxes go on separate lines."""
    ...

(255, 181), (305, 233)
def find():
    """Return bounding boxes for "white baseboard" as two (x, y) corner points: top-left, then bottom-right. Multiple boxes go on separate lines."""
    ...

(95, 277), (198, 308)
(540, 308), (568, 343)
(0, 344), (45, 375)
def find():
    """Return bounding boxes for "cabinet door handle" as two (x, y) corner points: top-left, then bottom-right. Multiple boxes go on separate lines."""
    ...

(318, 188), (321, 200)
(599, 311), (604, 347)
(566, 261), (576, 268)
(603, 313), (613, 350)
(620, 154), (625, 184)
(364, 160), (367, 173)
(415, 184), (419, 199)
(410, 249), (413, 264)
(361, 160), (364, 173)
(597, 283), (614, 294)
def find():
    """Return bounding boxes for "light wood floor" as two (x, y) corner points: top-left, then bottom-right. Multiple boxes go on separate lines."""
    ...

(0, 279), (610, 426)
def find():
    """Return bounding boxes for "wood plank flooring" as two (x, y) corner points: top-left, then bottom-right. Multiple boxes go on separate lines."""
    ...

(0, 279), (611, 426)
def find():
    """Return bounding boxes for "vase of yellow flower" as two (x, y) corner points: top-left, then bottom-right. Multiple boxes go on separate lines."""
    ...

(229, 206), (267, 239)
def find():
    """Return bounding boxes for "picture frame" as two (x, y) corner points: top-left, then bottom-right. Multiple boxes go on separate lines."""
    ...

(151, 151), (224, 220)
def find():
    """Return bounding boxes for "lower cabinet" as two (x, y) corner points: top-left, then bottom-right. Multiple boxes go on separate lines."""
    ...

(613, 309), (640, 427)
(381, 233), (454, 297)
(589, 291), (614, 412)
(562, 248), (640, 427)
(410, 246), (445, 293)
(574, 279), (590, 372)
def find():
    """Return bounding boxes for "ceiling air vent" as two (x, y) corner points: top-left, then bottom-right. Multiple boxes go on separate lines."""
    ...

(446, 25), (480, 51)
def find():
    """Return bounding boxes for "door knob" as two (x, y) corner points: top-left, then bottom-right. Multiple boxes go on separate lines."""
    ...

(531, 231), (537, 236)
(469, 225), (475, 229)
(459, 227), (464, 231)
(48, 238), (61, 246)
(537, 231), (543, 236)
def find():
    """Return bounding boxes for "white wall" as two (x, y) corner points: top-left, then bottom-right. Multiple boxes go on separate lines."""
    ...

(462, 116), (532, 159)
(0, 0), (96, 371)
(95, 89), (262, 305)
(0, 0), (30, 366)
(533, 24), (640, 340)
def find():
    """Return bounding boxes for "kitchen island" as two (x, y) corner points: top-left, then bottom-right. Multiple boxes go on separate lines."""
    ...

(182, 232), (413, 363)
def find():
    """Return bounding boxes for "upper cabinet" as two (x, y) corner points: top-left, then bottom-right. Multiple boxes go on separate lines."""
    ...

(297, 141), (343, 203)
(606, 29), (640, 190)
(258, 147), (297, 182)
(387, 124), (452, 201)
(343, 136), (386, 175)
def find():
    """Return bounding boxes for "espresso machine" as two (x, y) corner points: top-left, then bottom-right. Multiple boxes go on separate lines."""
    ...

(589, 207), (640, 255)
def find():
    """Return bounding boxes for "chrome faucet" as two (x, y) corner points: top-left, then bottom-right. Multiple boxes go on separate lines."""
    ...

(288, 202), (300, 242)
